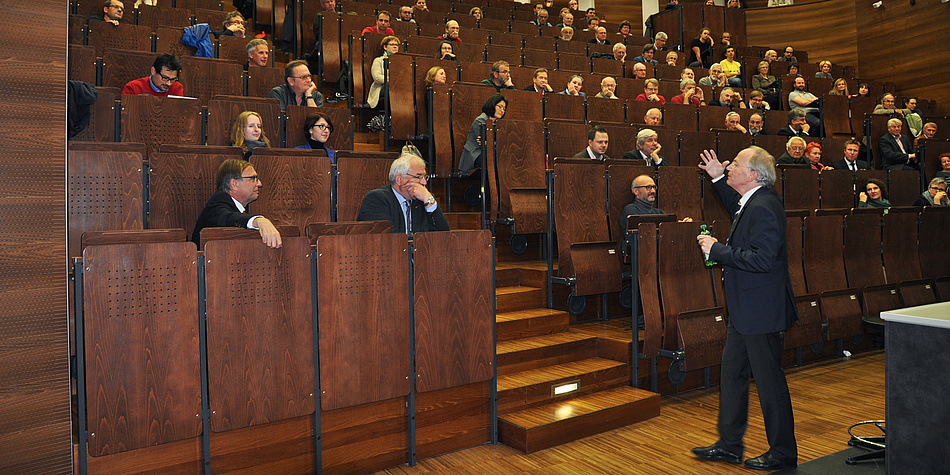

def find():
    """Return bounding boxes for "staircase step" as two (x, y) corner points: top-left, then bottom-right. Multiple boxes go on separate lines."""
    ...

(497, 358), (628, 414)
(496, 308), (570, 341)
(498, 386), (660, 453)
(496, 332), (598, 375)
(496, 286), (545, 313)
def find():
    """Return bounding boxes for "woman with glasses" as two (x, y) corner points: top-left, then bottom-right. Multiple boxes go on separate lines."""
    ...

(458, 94), (507, 173)
(367, 35), (400, 131)
(230, 111), (270, 160)
(295, 113), (336, 163)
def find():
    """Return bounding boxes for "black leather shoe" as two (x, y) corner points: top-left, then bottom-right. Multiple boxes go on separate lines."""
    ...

(744, 452), (797, 471)
(691, 445), (742, 464)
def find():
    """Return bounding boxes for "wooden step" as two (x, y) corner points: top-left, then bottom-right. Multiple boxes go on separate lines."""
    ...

(497, 358), (628, 415)
(496, 333), (598, 375)
(496, 308), (570, 342)
(496, 286), (545, 313)
(498, 386), (660, 453)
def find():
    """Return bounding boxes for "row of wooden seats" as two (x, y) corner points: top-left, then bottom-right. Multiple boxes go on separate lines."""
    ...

(69, 92), (353, 158)
(70, 2), (251, 31)
(73, 228), (493, 473)
(71, 0), (228, 19)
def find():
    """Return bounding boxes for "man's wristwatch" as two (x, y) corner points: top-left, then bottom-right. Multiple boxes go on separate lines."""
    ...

(425, 196), (436, 207)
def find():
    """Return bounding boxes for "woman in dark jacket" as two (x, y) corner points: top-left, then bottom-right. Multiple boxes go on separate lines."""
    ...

(458, 95), (507, 173)
(295, 112), (336, 163)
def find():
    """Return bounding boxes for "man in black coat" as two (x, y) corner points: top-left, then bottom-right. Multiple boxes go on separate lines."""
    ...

(831, 139), (869, 171)
(777, 108), (812, 138)
(192, 159), (282, 248)
(693, 146), (799, 471)
(879, 118), (919, 170)
(357, 154), (450, 233)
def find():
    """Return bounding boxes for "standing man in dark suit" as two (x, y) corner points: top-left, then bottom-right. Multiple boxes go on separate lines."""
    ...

(357, 154), (450, 233)
(879, 118), (919, 170)
(832, 139), (869, 171)
(693, 146), (799, 471)
(192, 159), (282, 248)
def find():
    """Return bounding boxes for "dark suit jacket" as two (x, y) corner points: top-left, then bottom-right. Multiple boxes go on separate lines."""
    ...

(622, 149), (667, 167)
(458, 113), (488, 173)
(709, 179), (799, 335)
(356, 185), (450, 233)
(879, 133), (918, 170)
(572, 149), (608, 159)
(192, 190), (252, 246)
(777, 125), (809, 137)
(831, 158), (869, 171)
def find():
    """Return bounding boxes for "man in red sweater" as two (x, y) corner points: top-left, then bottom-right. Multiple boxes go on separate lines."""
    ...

(361, 11), (394, 36)
(121, 53), (184, 97)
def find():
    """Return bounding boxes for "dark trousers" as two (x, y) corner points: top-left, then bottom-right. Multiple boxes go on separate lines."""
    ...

(716, 323), (797, 462)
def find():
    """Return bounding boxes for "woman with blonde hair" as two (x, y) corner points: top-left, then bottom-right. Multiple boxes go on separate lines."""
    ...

(230, 111), (270, 160)
(424, 66), (447, 88)
(828, 78), (849, 96)
(815, 60), (833, 79)
(469, 6), (482, 20)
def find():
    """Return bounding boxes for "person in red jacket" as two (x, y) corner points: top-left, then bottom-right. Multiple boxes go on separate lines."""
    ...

(121, 53), (184, 97)
(361, 11), (394, 36)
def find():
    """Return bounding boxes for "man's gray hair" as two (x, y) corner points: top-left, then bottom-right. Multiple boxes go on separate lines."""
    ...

(726, 111), (740, 121)
(679, 78), (695, 90)
(786, 136), (806, 150)
(929, 177), (947, 188)
(887, 117), (902, 128)
(389, 153), (425, 184)
(655, 31), (668, 40)
(720, 87), (733, 99)
(612, 43), (626, 53)
(787, 108), (806, 123)
(745, 146), (776, 187)
(637, 128), (657, 146)
(245, 38), (267, 54)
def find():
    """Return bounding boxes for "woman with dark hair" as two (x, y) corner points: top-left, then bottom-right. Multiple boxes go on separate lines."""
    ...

(852, 83), (870, 99)
(436, 40), (456, 61)
(230, 110), (270, 160)
(458, 94), (507, 173)
(859, 178), (891, 209)
(295, 112), (336, 163)
(689, 27), (714, 68)
(618, 20), (632, 39)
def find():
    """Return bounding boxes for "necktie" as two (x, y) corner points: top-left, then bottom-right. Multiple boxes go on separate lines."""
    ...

(404, 201), (412, 234)
(850, 162), (856, 171)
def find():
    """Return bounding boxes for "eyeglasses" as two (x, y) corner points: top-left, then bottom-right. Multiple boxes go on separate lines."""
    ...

(311, 123), (331, 131)
(229, 19), (246, 25)
(108, 4), (124, 10)
(930, 186), (947, 192)
(238, 175), (259, 181)
(405, 172), (427, 181)
(158, 72), (179, 83)
(634, 185), (657, 190)
(290, 75), (312, 81)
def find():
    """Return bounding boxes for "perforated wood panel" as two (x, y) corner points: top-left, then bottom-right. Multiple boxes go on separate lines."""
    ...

(154, 26), (198, 60)
(121, 95), (202, 158)
(335, 154), (397, 222)
(317, 233), (411, 410)
(82, 242), (202, 455)
(676, 308), (726, 372)
(249, 152), (332, 232)
(657, 221), (719, 351)
(492, 120), (546, 233)
(67, 149), (144, 265)
(819, 170), (857, 209)
(413, 231), (494, 392)
(204, 236), (315, 431)
(882, 210), (921, 284)
(87, 21), (152, 56)
(147, 151), (231, 237)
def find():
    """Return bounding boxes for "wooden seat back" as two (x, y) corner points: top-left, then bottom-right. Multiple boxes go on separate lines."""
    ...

(781, 168), (819, 211)
(206, 95), (280, 146)
(179, 56), (243, 105)
(246, 65), (285, 98)
(843, 211), (886, 289)
(888, 169), (921, 207)
(819, 169), (857, 209)
(803, 214), (847, 293)
(544, 121), (589, 159)
(918, 207), (950, 279)
(88, 21), (152, 56)
(102, 48), (159, 90)
(120, 95), (202, 157)
(335, 152), (398, 221)
(147, 150), (234, 237)
(248, 150), (332, 233)
(656, 166), (703, 220)
(543, 91), (585, 122)
(882, 210), (921, 283)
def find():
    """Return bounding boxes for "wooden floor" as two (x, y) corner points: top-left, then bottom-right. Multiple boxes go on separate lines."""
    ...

(377, 347), (885, 474)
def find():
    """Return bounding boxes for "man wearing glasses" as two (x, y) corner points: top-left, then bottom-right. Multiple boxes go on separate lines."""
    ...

(89, 0), (124, 25)
(218, 11), (247, 38)
(121, 53), (184, 97)
(622, 128), (667, 168)
(620, 174), (693, 230)
(269, 60), (323, 109)
(192, 159), (282, 248)
(357, 154), (450, 233)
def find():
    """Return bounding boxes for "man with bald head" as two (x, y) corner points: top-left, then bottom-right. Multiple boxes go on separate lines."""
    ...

(643, 108), (662, 127)
(588, 27), (611, 45)
(621, 174), (693, 230)
(439, 20), (462, 42)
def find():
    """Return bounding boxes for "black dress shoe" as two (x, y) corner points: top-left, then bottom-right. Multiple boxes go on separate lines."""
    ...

(744, 452), (797, 471)
(691, 445), (742, 464)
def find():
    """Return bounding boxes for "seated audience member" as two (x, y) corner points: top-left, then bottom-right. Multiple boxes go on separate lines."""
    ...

(752, 60), (780, 109)
(643, 108), (663, 126)
(633, 44), (659, 65)
(531, 9), (553, 26)
(632, 62), (648, 79)
(589, 27), (611, 45)
(295, 112), (336, 163)
(558, 26), (575, 41)
(665, 0), (679, 10)
(424, 66), (447, 88)
(654, 32), (669, 51)
(367, 36), (399, 111)
(832, 139), (868, 171)
(788, 76), (820, 130)
(913, 177), (949, 207)
(357, 154), (450, 233)
(230, 111), (270, 160)
(727, 0), (741, 7)
(851, 82), (870, 99)
(828, 78), (849, 96)
(459, 95), (507, 173)
(413, 0), (428, 12)
(777, 46), (798, 63)
(723, 111), (747, 133)
(557, 12), (575, 30)
(787, 62), (800, 76)
(872, 93), (909, 116)
(680, 68), (695, 81)
(748, 113), (769, 136)
(397, 5), (415, 22)
(439, 20), (462, 42)
(777, 136), (807, 165)
(904, 97), (923, 136)
(612, 43), (627, 62)
(362, 11), (394, 36)
(689, 28), (714, 68)
(748, 90), (770, 110)
(764, 49), (778, 63)
(708, 87), (745, 108)
(216, 11), (246, 38)
(192, 159), (282, 248)
(914, 122), (937, 148)
(595, 77), (618, 99)
(935, 153), (950, 179)
(698, 64), (724, 87)
(525, 68), (554, 93)
(481, 60), (516, 92)
(469, 7), (482, 19)
(670, 78), (704, 106)
(559, 75), (585, 97)
(635, 79), (666, 104)
(585, 7), (598, 22)
(436, 40), (457, 61)
(574, 126), (610, 159)
(269, 60), (323, 109)
(245, 39), (269, 69)
(665, 51), (679, 66)
(719, 46), (743, 87)
(815, 60), (833, 79)
(721, 32), (731, 48)
(858, 178), (891, 209)
(621, 174), (693, 230)
(584, 18), (600, 32)
(618, 20), (633, 39)
(89, 0), (124, 25)
(804, 142), (832, 170)
(778, 108), (811, 137)
(623, 129), (666, 167)
(879, 118), (918, 170)
(122, 53), (184, 97)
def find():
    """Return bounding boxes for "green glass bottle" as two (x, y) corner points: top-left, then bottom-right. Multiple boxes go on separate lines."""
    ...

(700, 224), (717, 267)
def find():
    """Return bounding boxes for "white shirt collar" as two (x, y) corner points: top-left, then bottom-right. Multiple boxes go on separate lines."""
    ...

(230, 195), (246, 213)
(737, 185), (763, 212)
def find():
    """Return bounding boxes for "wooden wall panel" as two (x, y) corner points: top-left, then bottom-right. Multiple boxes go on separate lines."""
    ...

(746, 2), (858, 68)
(0, 0), (72, 472)
(595, 0), (643, 35)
